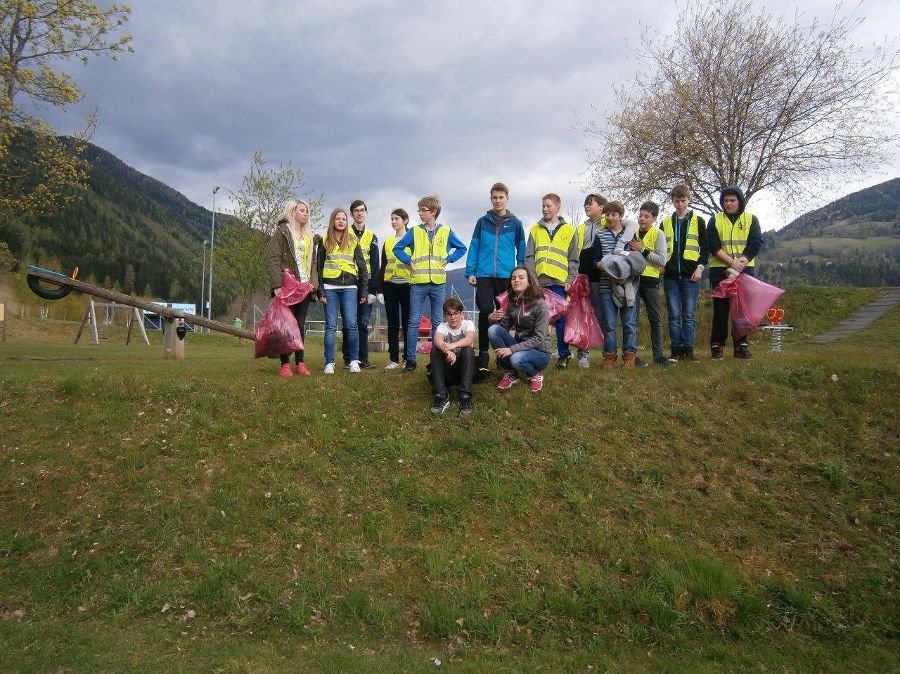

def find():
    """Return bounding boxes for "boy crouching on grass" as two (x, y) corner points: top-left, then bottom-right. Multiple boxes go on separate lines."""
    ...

(430, 297), (476, 416)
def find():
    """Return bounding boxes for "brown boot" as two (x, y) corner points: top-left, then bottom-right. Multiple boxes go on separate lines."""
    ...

(623, 353), (636, 370)
(602, 352), (617, 369)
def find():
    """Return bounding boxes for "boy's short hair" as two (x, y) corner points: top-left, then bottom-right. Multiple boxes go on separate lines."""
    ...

(669, 184), (691, 200)
(418, 194), (442, 218)
(490, 182), (509, 196)
(602, 200), (625, 216)
(584, 193), (608, 208)
(542, 193), (561, 207)
(443, 296), (464, 314)
(639, 200), (659, 217)
(350, 199), (367, 213)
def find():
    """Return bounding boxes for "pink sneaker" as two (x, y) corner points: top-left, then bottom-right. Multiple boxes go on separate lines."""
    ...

(278, 363), (293, 378)
(497, 372), (519, 390)
(295, 363), (311, 376)
(528, 371), (544, 392)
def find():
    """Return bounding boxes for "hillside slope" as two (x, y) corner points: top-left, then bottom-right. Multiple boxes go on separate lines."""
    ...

(759, 178), (900, 286)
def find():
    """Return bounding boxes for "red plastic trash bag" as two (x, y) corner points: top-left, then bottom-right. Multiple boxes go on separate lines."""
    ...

(711, 273), (785, 340)
(495, 288), (569, 324)
(254, 271), (313, 358)
(418, 315), (432, 338)
(563, 274), (603, 350)
(417, 341), (433, 354)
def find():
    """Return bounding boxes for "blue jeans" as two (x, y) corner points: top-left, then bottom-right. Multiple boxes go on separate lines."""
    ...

(488, 324), (550, 376)
(406, 283), (445, 363)
(663, 277), (700, 353)
(597, 291), (637, 354)
(324, 287), (358, 364)
(546, 284), (570, 358)
(343, 299), (373, 364)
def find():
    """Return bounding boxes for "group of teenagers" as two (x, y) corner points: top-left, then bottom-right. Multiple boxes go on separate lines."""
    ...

(265, 181), (763, 414)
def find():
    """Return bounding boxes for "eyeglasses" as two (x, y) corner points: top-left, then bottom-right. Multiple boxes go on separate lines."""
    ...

(351, 207), (367, 214)
(417, 207), (431, 213)
(445, 310), (462, 318)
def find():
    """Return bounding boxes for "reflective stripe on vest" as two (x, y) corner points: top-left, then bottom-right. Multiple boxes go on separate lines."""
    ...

(662, 213), (701, 262)
(322, 239), (358, 279)
(638, 226), (663, 278)
(357, 228), (374, 275)
(411, 225), (451, 284)
(531, 222), (575, 282)
(709, 211), (755, 268)
(577, 217), (606, 250)
(383, 235), (411, 282)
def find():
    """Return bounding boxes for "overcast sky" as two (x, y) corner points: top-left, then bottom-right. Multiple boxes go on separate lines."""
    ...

(43, 0), (900, 251)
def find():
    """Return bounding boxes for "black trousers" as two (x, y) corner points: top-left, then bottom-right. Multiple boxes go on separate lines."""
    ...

(279, 294), (312, 364)
(430, 345), (474, 397)
(475, 277), (508, 356)
(709, 267), (756, 347)
(383, 282), (410, 363)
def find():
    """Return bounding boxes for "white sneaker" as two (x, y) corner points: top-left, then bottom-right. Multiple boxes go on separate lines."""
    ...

(324, 363), (335, 374)
(349, 360), (361, 373)
(578, 354), (590, 369)
(384, 361), (400, 370)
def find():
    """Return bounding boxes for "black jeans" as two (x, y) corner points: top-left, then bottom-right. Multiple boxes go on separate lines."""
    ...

(279, 295), (312, 364)
(475, 277), (508, 356)
(637, 279), (664, 359)
(710, 267), (756, 346)
(383, 282), (410, 363)
(430, 345), (474, 397)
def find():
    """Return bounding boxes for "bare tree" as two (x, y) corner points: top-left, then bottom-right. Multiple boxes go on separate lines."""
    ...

(584, 1), (899, 215)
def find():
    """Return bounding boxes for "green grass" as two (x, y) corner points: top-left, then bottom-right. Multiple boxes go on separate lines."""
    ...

(1, 286), (898, 672)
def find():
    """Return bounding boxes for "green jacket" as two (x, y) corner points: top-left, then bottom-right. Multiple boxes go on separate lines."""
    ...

(266, 220), (321, 292)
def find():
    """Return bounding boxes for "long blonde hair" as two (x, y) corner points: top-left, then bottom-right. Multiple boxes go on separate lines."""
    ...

(282, 199), (311, 239)
(324, 207), (357, 253)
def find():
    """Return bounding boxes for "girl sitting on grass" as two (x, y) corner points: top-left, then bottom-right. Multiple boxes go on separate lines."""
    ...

(488, 265), (551, 392)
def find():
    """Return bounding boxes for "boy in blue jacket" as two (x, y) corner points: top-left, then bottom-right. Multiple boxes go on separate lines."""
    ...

(466, 182), (526, 374)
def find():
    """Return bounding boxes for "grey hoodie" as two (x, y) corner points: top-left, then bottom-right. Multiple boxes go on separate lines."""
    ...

(497, 295), (551, 354)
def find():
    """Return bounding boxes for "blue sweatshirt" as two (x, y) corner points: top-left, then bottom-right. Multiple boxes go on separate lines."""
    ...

(464, 210), (526, 279)
(392, 224), (468, 276)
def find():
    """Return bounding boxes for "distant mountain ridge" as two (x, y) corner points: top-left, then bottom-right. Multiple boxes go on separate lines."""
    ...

(759, 178), (900, 286)
(1, 139), (220, 308)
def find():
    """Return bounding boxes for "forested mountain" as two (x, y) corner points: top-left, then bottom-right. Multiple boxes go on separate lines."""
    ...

(1, 140), (231, 309)
(758, 178), (900, 287)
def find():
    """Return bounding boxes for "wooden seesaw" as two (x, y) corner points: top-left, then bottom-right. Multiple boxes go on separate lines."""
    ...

(26, 265), (254, 359)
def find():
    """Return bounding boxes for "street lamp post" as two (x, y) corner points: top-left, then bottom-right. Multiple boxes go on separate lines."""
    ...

(200, 240), (208, 325)
(207, 186), (220, 325)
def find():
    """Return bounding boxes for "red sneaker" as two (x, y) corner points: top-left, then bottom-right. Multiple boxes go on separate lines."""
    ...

(497, 372), (519, 390)
(278, 363), (293, 378)
(528, 371), (544, 392)
(295, 363), (311, 376)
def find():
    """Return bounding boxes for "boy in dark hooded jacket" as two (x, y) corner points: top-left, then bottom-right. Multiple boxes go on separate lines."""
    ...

(706, 186), (763, 359)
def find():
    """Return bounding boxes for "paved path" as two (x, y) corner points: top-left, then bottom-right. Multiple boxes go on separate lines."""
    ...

(809, 287), (900, 344)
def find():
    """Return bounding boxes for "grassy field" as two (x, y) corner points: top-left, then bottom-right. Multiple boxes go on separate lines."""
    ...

(1, 286), (897, 672)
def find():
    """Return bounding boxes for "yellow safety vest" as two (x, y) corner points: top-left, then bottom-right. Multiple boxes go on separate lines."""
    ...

(709, 211), (755, 268)
(637, 226), (664, 278)
(530, 222), (575, 282)
(577, 217), (606, 250)
(661, 213), (701, 262)
(356, 228), (374, 275)
(410, 225), (451, 284)
(322, 237), (359, 279)
(383, 235), (411, 282)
